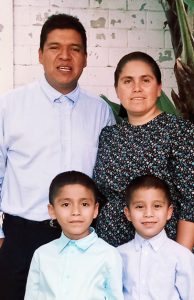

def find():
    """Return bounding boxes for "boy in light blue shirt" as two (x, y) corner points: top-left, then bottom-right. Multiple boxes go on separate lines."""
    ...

(118, 174), (194, 300)
(25, 171), (124, 300)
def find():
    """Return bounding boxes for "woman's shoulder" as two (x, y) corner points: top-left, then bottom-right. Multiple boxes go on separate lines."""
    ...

(155, 113), (194, 133)
(161, 112), (193, 126)
(100, 120), (128, 135)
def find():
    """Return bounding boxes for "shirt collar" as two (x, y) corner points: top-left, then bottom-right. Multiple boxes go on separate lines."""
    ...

(39, 74), (80, 105)
(134, 229), (168, 252)
(57, 227), (98, 253)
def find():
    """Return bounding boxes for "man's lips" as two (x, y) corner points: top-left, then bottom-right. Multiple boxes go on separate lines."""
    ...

(57, 66), (72, 72)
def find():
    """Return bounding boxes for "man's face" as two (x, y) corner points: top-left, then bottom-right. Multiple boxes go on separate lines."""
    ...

(39, 28), (87, 94)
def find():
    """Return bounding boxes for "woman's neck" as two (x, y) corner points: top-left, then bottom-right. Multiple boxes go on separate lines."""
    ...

(127, 108), (162, 126)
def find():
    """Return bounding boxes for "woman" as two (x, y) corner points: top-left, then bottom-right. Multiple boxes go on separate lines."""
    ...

(93, 51), (194, 250)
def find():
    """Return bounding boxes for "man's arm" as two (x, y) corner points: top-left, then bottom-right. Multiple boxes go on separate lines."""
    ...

(0, 96), (7, 243)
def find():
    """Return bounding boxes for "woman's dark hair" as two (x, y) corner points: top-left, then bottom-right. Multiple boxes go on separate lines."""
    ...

(40, 13), (87, 53)
(49, 171), (101, 205)
(114, 51), (161, 88)
(125, 174), (172, 208)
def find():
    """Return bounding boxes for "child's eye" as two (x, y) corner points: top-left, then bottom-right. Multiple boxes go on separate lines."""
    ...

(135, 205), (143, 209)
(154, 204), (162, 209)
(61, 202), (69, 207)
(82, 202), (89, 207)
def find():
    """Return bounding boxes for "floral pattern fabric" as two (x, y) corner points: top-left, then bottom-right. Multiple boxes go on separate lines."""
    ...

(93, 113), (194, 247)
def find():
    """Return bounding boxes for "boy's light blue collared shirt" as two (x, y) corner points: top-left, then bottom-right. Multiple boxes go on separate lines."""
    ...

(0, 76), (115, 237)
(25, 228), (124, 300)
(118, 229), (194, 300)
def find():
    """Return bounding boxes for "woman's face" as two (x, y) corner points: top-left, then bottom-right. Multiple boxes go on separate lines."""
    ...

(115, 60), (162, 122)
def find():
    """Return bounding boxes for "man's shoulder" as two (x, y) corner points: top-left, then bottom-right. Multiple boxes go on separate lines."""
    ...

(79, 88), (110, 107)
(0, 81), (40, 102)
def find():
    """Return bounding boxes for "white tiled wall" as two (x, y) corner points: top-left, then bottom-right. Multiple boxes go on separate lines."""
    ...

(0, 0), (178, 103)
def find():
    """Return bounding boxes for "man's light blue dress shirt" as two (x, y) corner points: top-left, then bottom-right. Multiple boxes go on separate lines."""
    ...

(0, 76), (115, 237)
(24, 228), (124, 300)
(118, 229), (194, 300)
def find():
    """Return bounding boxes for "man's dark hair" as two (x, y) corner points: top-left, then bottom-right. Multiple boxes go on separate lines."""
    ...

(49, 171), (100, 205)
(40, 13), (87, 53)
(125, 174), (172, 207)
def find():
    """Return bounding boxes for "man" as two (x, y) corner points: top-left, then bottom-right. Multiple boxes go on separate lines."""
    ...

(0, 14), (115, 300)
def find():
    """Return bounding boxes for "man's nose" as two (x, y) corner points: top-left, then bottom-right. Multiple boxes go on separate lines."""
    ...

(59, 47), (71, 60)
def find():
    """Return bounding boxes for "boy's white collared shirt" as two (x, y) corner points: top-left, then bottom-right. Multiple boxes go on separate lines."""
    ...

(118, 229), (194, 300)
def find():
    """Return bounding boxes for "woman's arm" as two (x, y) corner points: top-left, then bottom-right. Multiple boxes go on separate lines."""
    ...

(176, 220), (194, 251)
(171, 119), (194, 250)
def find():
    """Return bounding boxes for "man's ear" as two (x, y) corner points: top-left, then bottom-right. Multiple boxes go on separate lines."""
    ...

(48, 203), (56, 220)
(38, 48), (43, 65)
(124, 206), (131, 221)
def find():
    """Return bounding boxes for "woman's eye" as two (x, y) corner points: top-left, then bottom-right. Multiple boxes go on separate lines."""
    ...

(82, 202), (89, 207)
(124, 80), (132, 84)
(142, 78), (151, 84)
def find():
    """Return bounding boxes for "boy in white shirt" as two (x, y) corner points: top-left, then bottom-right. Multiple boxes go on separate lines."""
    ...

(25, 171), (124, 300)
(118, 174), (194, 300)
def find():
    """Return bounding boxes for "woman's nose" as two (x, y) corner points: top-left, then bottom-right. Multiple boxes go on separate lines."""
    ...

(133, 80), (142, 92)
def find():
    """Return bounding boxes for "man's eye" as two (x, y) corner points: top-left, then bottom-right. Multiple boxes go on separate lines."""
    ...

(49, 46), (58, 50)
(71, 46), (81, 52)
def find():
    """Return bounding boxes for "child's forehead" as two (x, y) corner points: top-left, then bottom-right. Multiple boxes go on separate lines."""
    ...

(55, 183), (95, 199)
(130, 187), (167, 202)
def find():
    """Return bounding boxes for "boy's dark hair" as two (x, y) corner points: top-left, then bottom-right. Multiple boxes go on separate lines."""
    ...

(125, 174), (172, 207)
(40, 13), (87, 53)
(49, 170), (100, 205)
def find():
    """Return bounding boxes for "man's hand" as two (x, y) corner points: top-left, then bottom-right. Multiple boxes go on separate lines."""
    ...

(0, 238), (4, 248)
